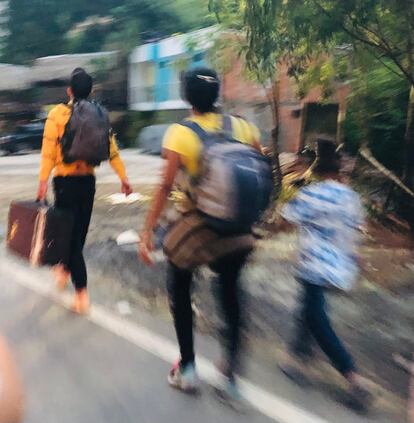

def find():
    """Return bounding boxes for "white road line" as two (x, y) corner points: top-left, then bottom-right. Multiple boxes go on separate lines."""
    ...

(3, 259), (329, 423)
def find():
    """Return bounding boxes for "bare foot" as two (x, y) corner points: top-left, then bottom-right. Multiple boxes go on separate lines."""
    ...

(71, 289), (90, 315)
(53, 265), (70, 291)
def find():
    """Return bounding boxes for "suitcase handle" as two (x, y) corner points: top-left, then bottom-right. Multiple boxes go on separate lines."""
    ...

(36, 198), (49, 207)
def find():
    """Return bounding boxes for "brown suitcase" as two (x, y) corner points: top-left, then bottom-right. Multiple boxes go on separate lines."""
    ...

(7, 201), (73, 266)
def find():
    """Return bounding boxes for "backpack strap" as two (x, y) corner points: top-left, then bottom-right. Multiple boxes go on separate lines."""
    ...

(180, 120), (209, 143)
(180, 115), (234, 144)
(222, 115), (233, 134)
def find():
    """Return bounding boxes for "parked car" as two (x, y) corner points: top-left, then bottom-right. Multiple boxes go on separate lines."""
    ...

(137, 124), (171, 155)
(0, 122), (44, 155)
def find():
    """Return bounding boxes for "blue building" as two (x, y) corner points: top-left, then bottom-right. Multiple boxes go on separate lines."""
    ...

(128, 28), (214, 113)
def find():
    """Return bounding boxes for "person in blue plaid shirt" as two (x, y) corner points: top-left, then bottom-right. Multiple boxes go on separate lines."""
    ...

(280, 139), (372, 411)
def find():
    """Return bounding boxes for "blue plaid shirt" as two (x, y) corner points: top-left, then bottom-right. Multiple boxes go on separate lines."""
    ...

(282, 180), (364, 290)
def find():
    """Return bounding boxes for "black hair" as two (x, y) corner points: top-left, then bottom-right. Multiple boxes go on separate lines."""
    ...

(181, 67), (220, 113)
(70, 68), (93, 100)
(312, 138), (341, 175)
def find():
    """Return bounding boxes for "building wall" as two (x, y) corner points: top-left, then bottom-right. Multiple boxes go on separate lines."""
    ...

(129, 52), (208, 111)
(220, 57), (273, 145)
(221, 57), (349, 152)
(278, 66), (350, 152)
(129, 28), (214, 112)
(129, 28), (350, 151)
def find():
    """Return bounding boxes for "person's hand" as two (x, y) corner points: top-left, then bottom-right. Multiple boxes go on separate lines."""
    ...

(139, 230), (154, 266)
(37, 181), (48, 201)
(121, 179), (133, 197)
(261, 146), (272, 157)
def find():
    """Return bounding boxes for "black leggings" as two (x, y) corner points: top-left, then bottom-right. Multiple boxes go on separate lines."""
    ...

(53, 175), (96, 290)
(291, 280), (355, 376)
(167, 251), (250, 376)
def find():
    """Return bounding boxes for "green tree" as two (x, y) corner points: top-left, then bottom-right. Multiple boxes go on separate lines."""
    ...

(344, 54), (409, 171)
(288, 0), (414, 190)
(172, 0), (213, 31)
(3, 0), (64, 63)
(2, 0), (211, 63)
(209, 0), (296, 188)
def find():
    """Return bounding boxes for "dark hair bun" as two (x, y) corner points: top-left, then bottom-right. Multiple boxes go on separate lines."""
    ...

(182, 67), (220, 113)
(70, 68), (93, 100)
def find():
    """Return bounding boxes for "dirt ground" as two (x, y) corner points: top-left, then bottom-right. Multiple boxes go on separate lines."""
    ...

(1, 175), (413, 422)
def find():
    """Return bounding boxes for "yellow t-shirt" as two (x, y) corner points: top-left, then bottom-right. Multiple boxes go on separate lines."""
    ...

(163, 113), (260, 177)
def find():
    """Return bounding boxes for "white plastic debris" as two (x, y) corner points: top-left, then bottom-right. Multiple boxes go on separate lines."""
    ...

(151, 251), (166, 263)
(117, 230), (166, 263)
(116, 301), (132, 316)
(116, 230), (140, 246)
(105, 193), (145, 205)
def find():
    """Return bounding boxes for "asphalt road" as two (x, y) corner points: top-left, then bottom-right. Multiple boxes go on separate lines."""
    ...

(0, 257), (277, 423)
(0, 153), (405, 423)
(0, 150), (163, 185)
(0, 250), (400, 423)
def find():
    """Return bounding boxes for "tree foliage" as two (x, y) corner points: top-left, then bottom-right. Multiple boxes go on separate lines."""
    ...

(210, 0), (300, 84)
(209, 0), (295, 188)
(344, 53), (410, 171)
(209, 0), (414, 203)
(300, 0), (414, 84)
(2, 0), (212, 63)
(289, 0), (414, 188)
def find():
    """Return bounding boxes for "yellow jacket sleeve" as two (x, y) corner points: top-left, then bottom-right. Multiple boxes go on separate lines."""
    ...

(109, 133), (127, 181)
(39, 111), (59, 181)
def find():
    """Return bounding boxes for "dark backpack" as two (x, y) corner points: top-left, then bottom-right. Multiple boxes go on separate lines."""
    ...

(61, 100), (111, 166)
(181, 115), (273, 234)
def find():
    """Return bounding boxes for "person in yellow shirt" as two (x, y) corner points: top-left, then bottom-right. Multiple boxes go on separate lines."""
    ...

(140, 67), (261, 402)
(37, 68), (132, 314)
(163, 112), (260, 178)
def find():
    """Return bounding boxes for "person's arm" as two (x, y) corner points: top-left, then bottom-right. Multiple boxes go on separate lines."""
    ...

(252, 139), (262, 152)
(0, 336), (24, 423)
(37, 113), (58, 200)
(139, 149), (181, 265)
(109, 132), (132, 196)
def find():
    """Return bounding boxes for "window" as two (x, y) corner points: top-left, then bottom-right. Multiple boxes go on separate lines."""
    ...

(193, 52), (204, 63)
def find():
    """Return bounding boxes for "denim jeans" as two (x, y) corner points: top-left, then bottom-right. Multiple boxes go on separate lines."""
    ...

(291, 279), (355, 376)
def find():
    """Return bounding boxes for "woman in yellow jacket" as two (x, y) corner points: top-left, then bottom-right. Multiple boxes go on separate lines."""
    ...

(37, 68), (132, 314)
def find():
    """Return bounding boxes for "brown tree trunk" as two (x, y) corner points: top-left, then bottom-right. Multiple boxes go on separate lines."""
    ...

(270, 80), (282, 194)
(405, 0), (414, 188)
(401, 86), (414, 231)
(404, 86), (414, 190)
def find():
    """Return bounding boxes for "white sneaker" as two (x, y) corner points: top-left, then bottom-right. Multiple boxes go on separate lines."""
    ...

(168, 361), (200, 394)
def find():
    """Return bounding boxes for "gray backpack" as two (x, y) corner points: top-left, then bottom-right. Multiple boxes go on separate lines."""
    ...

(181, 116), (273, 234)
(61, 100), (111, 166)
